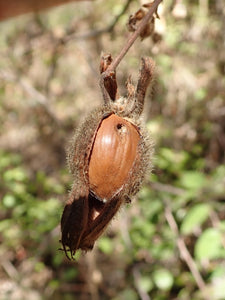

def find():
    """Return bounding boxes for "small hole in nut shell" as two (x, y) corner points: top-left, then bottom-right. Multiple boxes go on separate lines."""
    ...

(116, 123), (127, 134)
(117, 123), (123, 130)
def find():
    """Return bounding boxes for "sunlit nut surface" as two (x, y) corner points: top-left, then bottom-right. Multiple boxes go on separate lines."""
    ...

(89, 114), (140, 200)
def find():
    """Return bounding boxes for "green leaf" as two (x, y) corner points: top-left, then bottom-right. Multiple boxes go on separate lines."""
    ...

(98, 236), (114, 254)
(3, 167), (27, 182)
(195, 88), (207, 101)
(180, 171), (206, 190)
(210, 267), (225, 299)
(0, 219), (12, 232)
(156, 148), (190, 175)
(153, 269), (174, 290)
(34, 262), (45, 272)
(181, 204), (211, 235)
(195, 228), (224, 261)
(113, 289), (138, 300)
(62, 267), (78, 281)
(2, 194), (16, 208)
(138, 276), (153, 293)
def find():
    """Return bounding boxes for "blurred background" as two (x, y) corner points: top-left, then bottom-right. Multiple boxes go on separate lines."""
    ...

(0, 0), (225, 299)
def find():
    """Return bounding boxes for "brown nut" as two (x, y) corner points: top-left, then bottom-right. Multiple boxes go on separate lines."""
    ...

(89, 114), (140, 201)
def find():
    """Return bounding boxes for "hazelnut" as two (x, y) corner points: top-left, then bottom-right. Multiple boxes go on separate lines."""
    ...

(89, 113), (140, 201)
(60, 57), (155, 259)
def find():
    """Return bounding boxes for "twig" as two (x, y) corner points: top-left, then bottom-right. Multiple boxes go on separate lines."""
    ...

(107, 0), (133, 33)
(209, 210), (225, 250)
(43, 0), (134, 93)
(164, 201), (209, 299)
(1, 260), (19, 281)
(148, 181), (185, 196)
(62, 0), (133, 43)
(0, 69), (59, 124)
(106, 0), (163, 73)
(119, 209), (133, 249)
(83, 250), (100, 300)
(119, 210), (151, 300)
(133, 266), (151, 300)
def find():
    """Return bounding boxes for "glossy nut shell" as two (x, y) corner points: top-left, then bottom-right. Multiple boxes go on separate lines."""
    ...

(88, 114), (140, 201)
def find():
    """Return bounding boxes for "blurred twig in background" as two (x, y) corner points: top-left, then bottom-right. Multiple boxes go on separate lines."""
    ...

(164, 200), (208, 299)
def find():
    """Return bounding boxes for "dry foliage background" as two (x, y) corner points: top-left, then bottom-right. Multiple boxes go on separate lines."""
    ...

(0, 1), (225, 300)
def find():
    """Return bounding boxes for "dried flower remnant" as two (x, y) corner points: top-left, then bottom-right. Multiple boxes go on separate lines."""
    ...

(127, 2), (160, 40)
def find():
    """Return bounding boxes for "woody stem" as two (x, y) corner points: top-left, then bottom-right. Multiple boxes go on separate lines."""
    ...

(106, 0), (162, 72)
